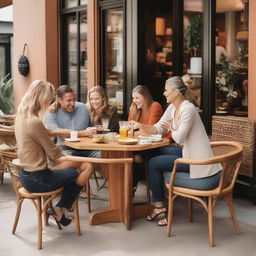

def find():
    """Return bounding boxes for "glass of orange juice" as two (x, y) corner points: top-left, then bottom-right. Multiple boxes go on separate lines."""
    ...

(119, 121), (129, 139)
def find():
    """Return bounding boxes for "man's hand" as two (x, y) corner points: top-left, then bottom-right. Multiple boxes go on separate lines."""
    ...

(79, 127), (96, 137)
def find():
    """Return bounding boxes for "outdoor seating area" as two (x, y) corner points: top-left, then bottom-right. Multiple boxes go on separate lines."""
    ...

(1, 172), (256, 255)
(1, 1), (256, 255)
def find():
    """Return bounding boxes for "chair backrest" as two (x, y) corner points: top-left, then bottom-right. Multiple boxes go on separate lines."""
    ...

(0, 154), (21, 194)
(210, 141), (243, 194)
(0, 126), (16, 147)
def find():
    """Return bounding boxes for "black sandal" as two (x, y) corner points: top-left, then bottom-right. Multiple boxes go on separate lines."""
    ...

(147, 207), (167, 221)
(47, 207), (72, 230)
(157, 217), (168, 227)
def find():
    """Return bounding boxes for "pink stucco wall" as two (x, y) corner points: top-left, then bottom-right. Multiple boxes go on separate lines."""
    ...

(13, 0), (59, 108)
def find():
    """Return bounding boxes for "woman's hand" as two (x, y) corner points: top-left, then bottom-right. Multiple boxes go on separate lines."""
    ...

(129, 120), (141, 131)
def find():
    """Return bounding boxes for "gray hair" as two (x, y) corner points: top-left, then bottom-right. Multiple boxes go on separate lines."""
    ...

(165, 76), (187, 95)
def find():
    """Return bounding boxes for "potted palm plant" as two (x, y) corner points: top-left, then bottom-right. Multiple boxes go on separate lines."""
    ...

(0, 74), (14, 115)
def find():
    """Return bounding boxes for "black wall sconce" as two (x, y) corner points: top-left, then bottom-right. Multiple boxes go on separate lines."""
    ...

(18, 43), (30, 76)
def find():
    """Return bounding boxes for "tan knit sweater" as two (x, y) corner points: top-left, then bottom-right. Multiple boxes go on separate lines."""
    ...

(15, 116), (62, 171)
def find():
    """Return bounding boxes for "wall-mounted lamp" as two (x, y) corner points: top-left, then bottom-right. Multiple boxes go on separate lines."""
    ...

(18, 43), (30, 76)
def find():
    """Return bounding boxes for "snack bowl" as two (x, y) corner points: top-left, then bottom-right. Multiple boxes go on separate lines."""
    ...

(92, 134), (106, 143)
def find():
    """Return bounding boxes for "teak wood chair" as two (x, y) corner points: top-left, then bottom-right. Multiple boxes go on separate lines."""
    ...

(165, 141), (243, 247)
(4, 159), (81, 250)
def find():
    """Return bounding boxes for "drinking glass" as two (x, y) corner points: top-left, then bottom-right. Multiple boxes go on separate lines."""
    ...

(119, 121), (129, 139)
(95, 125), (103, 134)
(102, 118), (109, 130)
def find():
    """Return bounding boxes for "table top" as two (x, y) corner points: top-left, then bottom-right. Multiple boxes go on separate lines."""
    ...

(62, 137), (170, 151)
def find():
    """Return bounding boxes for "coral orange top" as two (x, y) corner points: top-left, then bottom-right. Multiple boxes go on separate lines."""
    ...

(128, 101), (163, 125)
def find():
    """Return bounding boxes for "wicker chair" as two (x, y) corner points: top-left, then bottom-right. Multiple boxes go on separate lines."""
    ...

(0, 126), (17, 184)
(165, 141), (243, 247)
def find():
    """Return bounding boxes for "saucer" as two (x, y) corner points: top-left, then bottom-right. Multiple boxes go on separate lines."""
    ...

(117, 138), (138, 145)
(65, 138), (80, 142)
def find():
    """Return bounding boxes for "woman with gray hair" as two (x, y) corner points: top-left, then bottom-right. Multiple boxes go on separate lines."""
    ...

(130, 76), (221, 226)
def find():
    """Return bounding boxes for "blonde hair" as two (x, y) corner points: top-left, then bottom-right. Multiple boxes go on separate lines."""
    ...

(87, 86), (111, 125)
(17, 80), (54, 120)
(129, 85), (153, 121)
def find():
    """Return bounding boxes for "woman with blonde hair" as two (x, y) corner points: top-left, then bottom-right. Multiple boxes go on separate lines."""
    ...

(130, 77), (221, 226)
(87, 86), (119, 132)
(128, 85), (163, 128)
(15, 80), (93, 229)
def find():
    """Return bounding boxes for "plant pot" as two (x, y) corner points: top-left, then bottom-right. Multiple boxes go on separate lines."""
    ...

(190, 57), (202, 74)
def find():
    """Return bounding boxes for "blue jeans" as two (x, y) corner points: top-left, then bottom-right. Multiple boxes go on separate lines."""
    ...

(20, 168), (82, 209)
(148, 146), (221, 202)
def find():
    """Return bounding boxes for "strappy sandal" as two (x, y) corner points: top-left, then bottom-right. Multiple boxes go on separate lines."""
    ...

(147, 206), (167, 221)
(157, 217), (168, 227)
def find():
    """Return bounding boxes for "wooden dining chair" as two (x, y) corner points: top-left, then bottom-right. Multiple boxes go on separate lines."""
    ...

(165, 141), (243, 247)
(2, 158), (81, 250)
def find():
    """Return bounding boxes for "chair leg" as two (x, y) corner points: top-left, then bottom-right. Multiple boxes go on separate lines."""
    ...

(12, 198), (24, 234)
(93, 170), (100, 189)
(73, 199), (81, 236)
(167, 194), (174, 237)
(208, 196), (214, 247)
(43, 197), (49, 226)
(223, 193), (240, 234)
(0, 171), (4, 184)
(36, 197), (43, 250)
(188, 198), (193, 222)
(86, 181), (91, 213)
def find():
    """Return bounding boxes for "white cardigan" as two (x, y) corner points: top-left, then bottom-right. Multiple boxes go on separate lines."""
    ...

(154, 100), (221, 178)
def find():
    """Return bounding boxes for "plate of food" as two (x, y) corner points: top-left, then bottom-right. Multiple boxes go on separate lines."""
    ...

(65, 138), (81, 142)
(149, 134), (163, 142)
(138, 134), (163, 142)
(117, 138), (138, 145)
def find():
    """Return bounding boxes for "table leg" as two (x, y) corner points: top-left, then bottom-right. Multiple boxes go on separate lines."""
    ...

(89, 151), (133, 229)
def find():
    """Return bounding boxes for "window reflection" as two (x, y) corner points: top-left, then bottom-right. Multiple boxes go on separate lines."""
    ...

(80, 13), (87, 102)
(183, 0), (203, 109)
(65, 0), (77, 8)
(67, 15), (78, 96)
(104, 9), (124, 114)
(215, 0), (248, 117)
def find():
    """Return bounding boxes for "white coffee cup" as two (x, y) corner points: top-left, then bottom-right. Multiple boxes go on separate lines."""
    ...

(70, 130), (78, 140)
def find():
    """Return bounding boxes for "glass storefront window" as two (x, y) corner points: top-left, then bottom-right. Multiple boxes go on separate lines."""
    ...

(0, 46), (6, 80)
(103, 9), (124, 114)
(61, 2), (88, 102)
(138, 0), (173, 109)
(80, 13), (88, 102)
(80, 0), (87, 5)
(65, 0), (78, 8)
(67, 15), (78, 96)
(215, 0), (248, 117)
(183, 0), (203, 110)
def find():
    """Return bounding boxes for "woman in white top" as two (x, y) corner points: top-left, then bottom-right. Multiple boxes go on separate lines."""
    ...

(130, 76), (221, 226)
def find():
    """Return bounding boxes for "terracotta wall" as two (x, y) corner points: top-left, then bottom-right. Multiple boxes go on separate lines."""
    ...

(13, 0), (59, 108)
(248, 0), (256, 120)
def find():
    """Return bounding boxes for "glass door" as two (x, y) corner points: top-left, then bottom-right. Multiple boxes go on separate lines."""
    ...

(101, 7), (125, 114)
(61, 1), (88, 102)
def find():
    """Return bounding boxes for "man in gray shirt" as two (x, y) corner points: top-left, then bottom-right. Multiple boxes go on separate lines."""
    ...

(45, 85), (100, 158)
